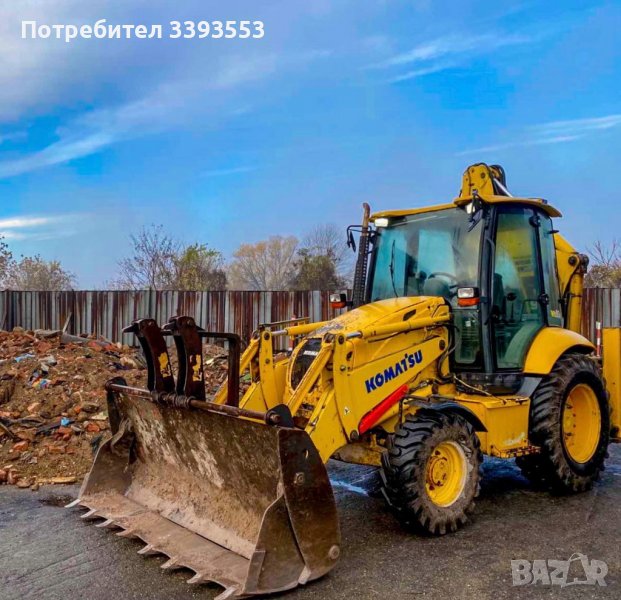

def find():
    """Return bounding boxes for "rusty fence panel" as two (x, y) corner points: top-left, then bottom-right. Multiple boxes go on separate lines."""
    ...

(0, 289), (350, 348)
(3, 287), (615, 347)
(581, 288), (621, 341)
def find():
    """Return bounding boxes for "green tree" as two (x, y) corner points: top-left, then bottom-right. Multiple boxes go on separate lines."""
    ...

(174, 244), (227, 290)
(291, 249), (346, 290)
(290, 224), (350, 290)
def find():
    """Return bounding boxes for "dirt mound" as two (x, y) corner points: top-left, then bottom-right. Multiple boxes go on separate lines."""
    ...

(0, 328), (230, 489)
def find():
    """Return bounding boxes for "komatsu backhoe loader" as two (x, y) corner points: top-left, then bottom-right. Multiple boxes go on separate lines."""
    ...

(70, 163), (620, 598)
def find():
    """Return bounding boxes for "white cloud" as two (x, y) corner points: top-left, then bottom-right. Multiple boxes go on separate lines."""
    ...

(369, 31), (540, 82)
(457, 113), (621, 156)
(0, 35), (331, 180)
(0, 216), (57, 229)
(456, 135), (582, 156)
(374, 32), (535, 67)
(387, 61), (459, 83)
(201, 166), (257, 178)
(529, 114), (621, 137)
(0, 212), (85, 240)
(0, 64), (264, 179)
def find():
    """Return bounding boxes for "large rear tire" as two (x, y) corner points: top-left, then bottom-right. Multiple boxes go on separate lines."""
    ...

(381, 412), (482, 535)
(516, 353), (610, 493)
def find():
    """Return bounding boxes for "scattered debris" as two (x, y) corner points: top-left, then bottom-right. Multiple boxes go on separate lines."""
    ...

(0, 327), (232, 488)
(0, 328), (144, 486)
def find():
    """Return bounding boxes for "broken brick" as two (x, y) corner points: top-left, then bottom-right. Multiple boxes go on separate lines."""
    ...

(50, 476), (77, 484)
(36, 341), (53, 354)
(12, 441), (29, 453)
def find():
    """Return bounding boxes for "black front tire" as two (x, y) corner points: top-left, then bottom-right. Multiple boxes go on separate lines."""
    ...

(381, 412), (482, 535)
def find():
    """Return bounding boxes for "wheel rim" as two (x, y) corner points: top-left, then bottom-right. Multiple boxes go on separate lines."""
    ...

(425, 441), (468, 507)
(562, 383), (601, 463)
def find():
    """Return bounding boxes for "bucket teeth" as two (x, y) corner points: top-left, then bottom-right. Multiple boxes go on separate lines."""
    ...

(95, 518), (117, 529)
(137, 544), (158, 556)
(161, 558), (180, 570)
(116, 528), (136, 538)
(81, 508), (100, 520)
(186, 573), (204, 585)
(214, 587), (240, 600)
(65, 498), (82, 509)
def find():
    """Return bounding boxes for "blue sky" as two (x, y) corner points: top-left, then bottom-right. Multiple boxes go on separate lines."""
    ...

(1, 0), (620, 287)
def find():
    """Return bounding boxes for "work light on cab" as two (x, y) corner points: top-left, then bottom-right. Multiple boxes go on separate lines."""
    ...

(457, 287), (480, 307)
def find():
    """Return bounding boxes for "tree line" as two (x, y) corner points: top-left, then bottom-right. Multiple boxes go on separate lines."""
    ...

(0, 239), (75, 291)
(0, 223), (352, 291)
(2, 225), (619, 291)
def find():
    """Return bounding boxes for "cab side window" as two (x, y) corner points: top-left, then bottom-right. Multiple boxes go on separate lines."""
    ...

(539, 213), (563, 326)
(492, 207), (545, 369)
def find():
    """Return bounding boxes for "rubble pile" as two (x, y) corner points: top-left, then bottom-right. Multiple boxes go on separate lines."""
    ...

(0, 327), (232, 489)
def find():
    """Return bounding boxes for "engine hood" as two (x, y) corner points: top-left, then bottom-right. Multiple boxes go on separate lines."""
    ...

(312, 296), (447, 337)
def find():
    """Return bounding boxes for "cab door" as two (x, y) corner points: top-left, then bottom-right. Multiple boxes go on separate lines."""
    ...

(491, 206), (547, 369)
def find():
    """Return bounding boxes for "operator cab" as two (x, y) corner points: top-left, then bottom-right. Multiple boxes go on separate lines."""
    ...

(364, 166), (563, 389)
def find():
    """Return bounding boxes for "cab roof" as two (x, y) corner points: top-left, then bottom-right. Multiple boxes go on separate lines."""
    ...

(370, 194), (562, 221)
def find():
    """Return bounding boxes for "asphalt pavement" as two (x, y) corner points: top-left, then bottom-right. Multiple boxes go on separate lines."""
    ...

(1, 447), (620, 600)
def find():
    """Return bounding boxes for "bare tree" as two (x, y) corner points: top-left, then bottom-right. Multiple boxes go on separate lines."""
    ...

(112, 225), (180, 290)
(228, 236), (298, 290)
(3, 255), (75, 290)
(301, 224), (348, 265)
(300, 223), (353, 285)
(111, 225), (227, 290)
(585, 240), (621, 288)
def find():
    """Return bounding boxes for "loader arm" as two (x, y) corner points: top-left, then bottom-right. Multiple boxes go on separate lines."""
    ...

(553, 232), (589, 334)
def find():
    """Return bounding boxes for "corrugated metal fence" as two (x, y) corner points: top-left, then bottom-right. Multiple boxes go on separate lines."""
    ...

(0, 290), (348, 348)
(0, 288), (618, 346)
(581, 288), (621, 342)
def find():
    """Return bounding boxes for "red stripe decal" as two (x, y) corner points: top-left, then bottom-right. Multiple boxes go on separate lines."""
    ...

(358, 383), (409, 435)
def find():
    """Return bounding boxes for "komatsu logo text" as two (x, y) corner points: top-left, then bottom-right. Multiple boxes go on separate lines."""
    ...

(365, 350), (423, 393)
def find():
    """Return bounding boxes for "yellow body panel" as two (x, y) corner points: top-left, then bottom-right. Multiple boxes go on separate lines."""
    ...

(523, 327), (594, 375)
(455, 394), (533, 457)
(228, 296), (539, 463)
(554, 233), (588, 334)
(602, 328), (621, 441)
(371, 195), (560, 223)
(454, 194), (561, 217)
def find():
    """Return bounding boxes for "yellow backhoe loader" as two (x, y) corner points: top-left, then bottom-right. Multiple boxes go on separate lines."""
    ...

(70, 163), (620, 598)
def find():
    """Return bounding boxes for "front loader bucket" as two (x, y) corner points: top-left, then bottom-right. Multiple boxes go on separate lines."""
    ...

(69, 317), (340, 599)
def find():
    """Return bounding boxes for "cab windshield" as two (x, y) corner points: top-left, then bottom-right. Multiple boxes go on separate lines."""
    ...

(369, 207), (483, 305)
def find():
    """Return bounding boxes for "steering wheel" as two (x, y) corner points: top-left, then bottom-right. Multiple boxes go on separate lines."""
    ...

(426, 272), (459, 297)
(427, 272), (458, 283)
